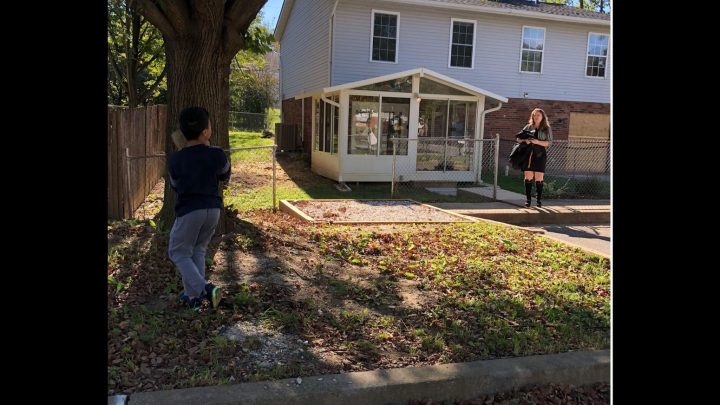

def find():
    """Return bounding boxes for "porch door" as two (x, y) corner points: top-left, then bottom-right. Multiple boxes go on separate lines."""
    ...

(416, 99), (477, 172)
(379, 97), (410, 156)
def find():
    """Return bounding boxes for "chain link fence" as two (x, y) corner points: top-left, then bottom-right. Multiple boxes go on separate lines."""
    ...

(229, 111), (268, 132)
(390, 137), (499, 201)
(389, 136), (609, 202)
(498, 138), (610, 199)
(122, 145), (278, 219)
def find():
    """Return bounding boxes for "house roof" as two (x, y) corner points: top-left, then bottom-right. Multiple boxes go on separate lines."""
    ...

(275, 0), (609, 40)
(322, 67), (509, 103)
(274, 0), (294, 42)
(418, 1), (610, 21)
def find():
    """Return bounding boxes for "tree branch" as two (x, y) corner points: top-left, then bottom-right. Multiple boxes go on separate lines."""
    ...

(139, 49), (162, 70)
(140, 64), (167, 101)
(138, 24), (162, 56)
(109, 49), (126, 84)
(130, 0), (177, 39)
(225, 0), (266, 27)
(223, 0), (267, 57)
(107, 19), (124, 55)
(192, 0), (223, 23)
(139, 18), (150, 41)
(157, 0), (190, 35)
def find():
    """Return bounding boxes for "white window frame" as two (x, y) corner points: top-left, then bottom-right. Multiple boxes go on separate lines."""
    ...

(585, 32), (609, 79)
(369, 9), (400, 64)
(448, 18), (476, 69)
(519, 25), (545, 74)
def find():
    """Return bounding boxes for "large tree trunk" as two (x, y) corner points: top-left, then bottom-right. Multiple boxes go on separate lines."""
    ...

(133, 0), (268, 234)
(158, 33), (231, 233)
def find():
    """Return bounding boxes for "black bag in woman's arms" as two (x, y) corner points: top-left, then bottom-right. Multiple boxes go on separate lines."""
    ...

(515, 129), (535, 139)
(508, 142), (531, 169)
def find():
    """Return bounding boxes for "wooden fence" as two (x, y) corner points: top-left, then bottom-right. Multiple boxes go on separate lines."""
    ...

(108, 105), (167, 219)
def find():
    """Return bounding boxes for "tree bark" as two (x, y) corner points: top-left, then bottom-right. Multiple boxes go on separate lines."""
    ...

(157, 35), (232, 233)
(132, 0), (268, 233)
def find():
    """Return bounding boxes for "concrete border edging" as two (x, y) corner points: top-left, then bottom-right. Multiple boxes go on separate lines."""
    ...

(126, 350), (609, 405)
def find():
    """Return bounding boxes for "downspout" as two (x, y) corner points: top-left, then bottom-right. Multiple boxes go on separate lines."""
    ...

(479, 102), (503, 139)
(328, 0), (346, 188)
(278, 50), (283, 127)
(476, 102), (503, 183)
(301, 97), (304, 149)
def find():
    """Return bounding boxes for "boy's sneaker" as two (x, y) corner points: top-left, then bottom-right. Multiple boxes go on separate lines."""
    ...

(179, 292), (203, 310)
(204, 283), (223, 309)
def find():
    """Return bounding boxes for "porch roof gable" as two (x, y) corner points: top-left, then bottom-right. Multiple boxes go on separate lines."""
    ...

(322, 68), (508, 103)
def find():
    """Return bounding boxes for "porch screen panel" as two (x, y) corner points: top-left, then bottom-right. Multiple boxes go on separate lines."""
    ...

(380, 97), (410, 156)
(348, 95), (379, 155)
(417, 99), (448, 171)
(446, 100), (477, 171)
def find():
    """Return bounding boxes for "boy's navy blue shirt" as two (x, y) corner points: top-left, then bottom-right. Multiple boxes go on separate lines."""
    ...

(168, 144), (231, 217)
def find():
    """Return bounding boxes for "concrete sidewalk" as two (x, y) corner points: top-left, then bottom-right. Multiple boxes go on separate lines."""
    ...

(431, 185), (610, 257)
(432, 200), (610, 225)
(114, 350), (609, 405)
(526, 224), (610, 258)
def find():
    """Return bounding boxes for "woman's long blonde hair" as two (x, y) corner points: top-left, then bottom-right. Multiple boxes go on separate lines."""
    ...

(528, 108), (550, 131)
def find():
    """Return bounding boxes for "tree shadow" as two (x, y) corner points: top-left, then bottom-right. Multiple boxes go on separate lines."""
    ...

(542, 225), (610, 242)
(108, 208), (609, 396)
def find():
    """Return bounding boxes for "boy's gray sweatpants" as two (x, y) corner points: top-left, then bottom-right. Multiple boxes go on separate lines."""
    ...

(168, 208), (221, 298)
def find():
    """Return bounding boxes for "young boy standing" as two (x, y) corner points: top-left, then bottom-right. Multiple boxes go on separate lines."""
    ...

(167, 107), (231, 309)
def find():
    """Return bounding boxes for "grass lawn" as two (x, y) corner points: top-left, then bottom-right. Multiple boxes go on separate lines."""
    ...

(108, 211), (609, 395)
(483, 172), (610, 199)
(107, 130), (609, 395)
(266, 107), (281, 131)
(226, 131), (492, 211)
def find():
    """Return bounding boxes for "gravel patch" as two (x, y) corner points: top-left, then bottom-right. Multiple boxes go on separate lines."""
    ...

(220, 321), (306, 370)
(291, 200), (470, 222)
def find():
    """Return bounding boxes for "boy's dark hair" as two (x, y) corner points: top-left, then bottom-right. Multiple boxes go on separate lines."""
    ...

(179, 107), (210, 140)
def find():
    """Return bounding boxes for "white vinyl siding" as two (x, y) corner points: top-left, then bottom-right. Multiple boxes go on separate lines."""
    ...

(279, 0), (334, 99)
(327, 0), (609, 103)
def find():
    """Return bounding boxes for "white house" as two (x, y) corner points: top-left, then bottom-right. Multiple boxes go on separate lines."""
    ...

(275, 0), (610, 183)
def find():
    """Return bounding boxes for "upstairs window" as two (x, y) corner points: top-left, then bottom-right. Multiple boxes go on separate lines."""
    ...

(371, 11), (399, 63)
(520, 26), (545, 73)
(449, 19), (475, 68)
(586, 33), (609, 77)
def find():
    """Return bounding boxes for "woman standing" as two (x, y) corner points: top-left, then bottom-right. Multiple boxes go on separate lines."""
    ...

(516, 108), (553, 207)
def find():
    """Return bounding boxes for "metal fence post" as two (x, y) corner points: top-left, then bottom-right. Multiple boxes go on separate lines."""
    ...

(493, 134), (499, 200)
(391, 139), (397, 199)
(272, 145), (277, 211)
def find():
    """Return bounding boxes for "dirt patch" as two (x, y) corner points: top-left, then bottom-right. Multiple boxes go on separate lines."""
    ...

(220, 321), (306, 370)
(290, 200), (472, 223)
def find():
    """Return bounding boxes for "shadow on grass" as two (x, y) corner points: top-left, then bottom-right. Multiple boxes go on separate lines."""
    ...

(108, 202), (608, 397)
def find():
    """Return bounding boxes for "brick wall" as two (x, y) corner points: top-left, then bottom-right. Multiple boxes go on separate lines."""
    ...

(281, 97), (314, 156)
(483, 98), (610, 142)
(483, 97), (610, 167)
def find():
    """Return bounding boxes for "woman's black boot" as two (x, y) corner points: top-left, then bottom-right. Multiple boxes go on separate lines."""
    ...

(535, 180), (544, 207)
(524, 179), (533, 207)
